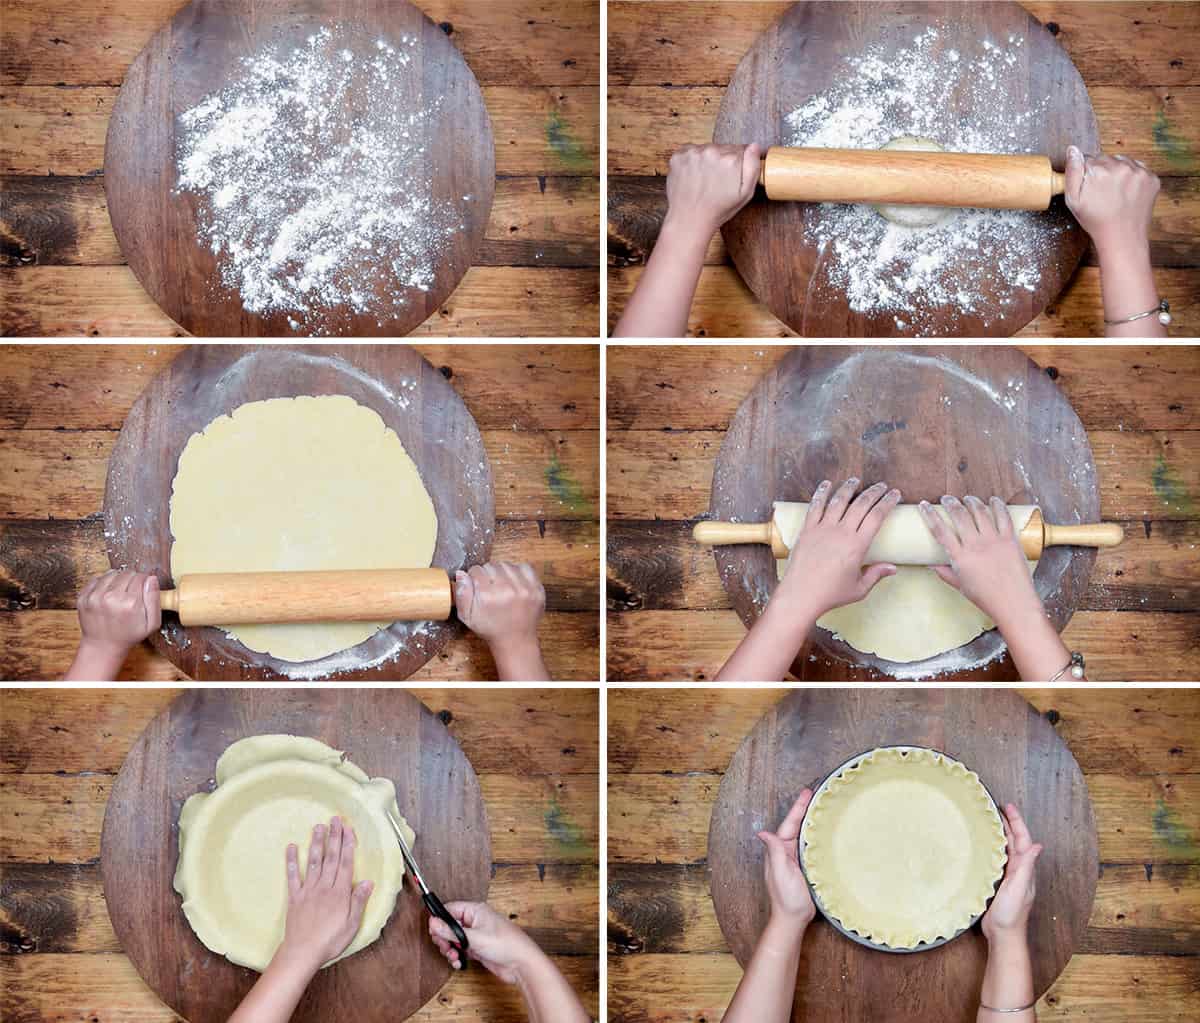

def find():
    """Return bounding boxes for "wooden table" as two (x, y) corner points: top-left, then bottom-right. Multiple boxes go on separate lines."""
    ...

(607, 1), (1200, 337)
(0, 343), (600, 681)
(1, 687), (600, 1021)
(1, 1), (600, 337)
(607, 344), (1200, 680)
(608, 687), (1200, 1022)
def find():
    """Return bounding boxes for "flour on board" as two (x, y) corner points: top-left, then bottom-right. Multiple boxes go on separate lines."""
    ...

(175, 26), (463, 330)
(782, 27), (1066, 333)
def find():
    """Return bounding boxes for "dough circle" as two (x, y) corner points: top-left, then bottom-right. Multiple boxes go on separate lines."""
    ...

(873, 136), (954, 229)
(173, 734), (416, 972)
(800, 747), (1007, 950)
(774, 502), (1039, 663)
(169, 394), (438, 663)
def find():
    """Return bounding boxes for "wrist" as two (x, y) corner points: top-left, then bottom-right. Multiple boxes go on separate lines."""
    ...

(511, 941), (555, 989)
(73, 636), (132, 677)
(1092, 229), (1151, 265)
(762, 912), (809, 951)
(270, 940), (324, 981)
(659, 210), (718, 251)
(984, 919), (1030, 947)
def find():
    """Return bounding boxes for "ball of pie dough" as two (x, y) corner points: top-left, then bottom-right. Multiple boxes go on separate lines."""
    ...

(873, 136), (953, 229)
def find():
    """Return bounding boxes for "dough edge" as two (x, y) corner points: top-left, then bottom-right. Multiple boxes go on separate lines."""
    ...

(174, 734), (414, 972)
(801, 747), (1008, 949)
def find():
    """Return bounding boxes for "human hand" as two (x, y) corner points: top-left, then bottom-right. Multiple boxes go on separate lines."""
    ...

(757, 789), (817, 931)
(982, 804), (1043, 940)
(917, 495), (1041, 629)
(429, 900), (546, 983)
(275, 817), (374, 974)
(77, 570), (161, 656)
(776, 479), (902, 617)
(663, 143), (762, 240)
(1064, 145), (1160, 255)
(454, 562), (549, 680)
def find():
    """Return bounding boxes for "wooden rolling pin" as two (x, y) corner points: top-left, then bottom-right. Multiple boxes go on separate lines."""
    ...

(694, 506), (1124, 563)
(159, 568), (452, 625)
(758, 147), (1066, 210)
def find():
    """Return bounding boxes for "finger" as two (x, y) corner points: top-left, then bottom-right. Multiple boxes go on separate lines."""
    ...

(739, 143), (762, 202)
(286, 843), (301, 896)
(844, 481), (890, 530)
(441, 901), (479, 929)
(825, 477), (861, 522)
(344, 880), (373, 936)
(430, 916), (462, 944)
(857, 562), (897, 598)
(989, 497), (1014, 538)
(930, 564), (962, 591)
(454, 570), (475, 621)
(1065, 144), (1085, 206)
(467, 564), (492, 586)
(306, 823), (325, 886)
(939, 495), (977, 537)
(336, 824), (356, 890)
(857, 486), (901, 538)
(962, 495), (994, 534)
(119, 571), (142, 597)
(918, 500), (961, 555)
(756, 830), (795, 873)
(321, 816), (343, 886)
(143, 575), (162, 635)
(775, 788), (813, 843)
(79, 574), (99, 604)
(1004, 803), (1034, 850)
(805, 480), (833, 527)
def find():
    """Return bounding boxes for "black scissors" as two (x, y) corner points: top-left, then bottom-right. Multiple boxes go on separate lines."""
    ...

(386, 812), (470, 970)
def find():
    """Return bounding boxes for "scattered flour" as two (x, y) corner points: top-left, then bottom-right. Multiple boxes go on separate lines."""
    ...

(783, 26), (1066, 333)
(175, 26), (464, 330)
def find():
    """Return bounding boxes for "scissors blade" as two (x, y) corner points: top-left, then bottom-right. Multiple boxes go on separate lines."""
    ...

(386, 811), (429, 894)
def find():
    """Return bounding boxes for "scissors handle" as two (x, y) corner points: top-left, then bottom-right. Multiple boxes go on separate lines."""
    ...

(423, 889), (470, 971)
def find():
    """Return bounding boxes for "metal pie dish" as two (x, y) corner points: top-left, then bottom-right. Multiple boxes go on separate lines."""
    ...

(797, 745), (1005, 954)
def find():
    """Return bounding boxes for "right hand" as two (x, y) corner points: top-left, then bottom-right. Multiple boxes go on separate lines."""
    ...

(756, 789), (817, 930)
(663, 143), (762, 238)
(454, 561), (545, 648)
(428, 900), (545, 984)
(918, 495), (1041, 627)
(981, 803), (1043, 940)
(1064, 145), (1159, 254)
(77, 570), (162, 654)
(777, 479), (902, 616)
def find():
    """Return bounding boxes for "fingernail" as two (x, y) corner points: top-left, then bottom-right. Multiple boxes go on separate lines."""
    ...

(847, 476), (859, 484)
(1068, 144), (1081, 160)
(816, 480), (830, 492)
(940, 495), (955, 505)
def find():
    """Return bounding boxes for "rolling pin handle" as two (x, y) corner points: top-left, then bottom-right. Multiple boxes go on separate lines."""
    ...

(1050, 169), (1067, 197)
(159, 588), (180, 613)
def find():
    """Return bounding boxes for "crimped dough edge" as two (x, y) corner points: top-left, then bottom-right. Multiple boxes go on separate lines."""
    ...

(801, 746), (1007, 949)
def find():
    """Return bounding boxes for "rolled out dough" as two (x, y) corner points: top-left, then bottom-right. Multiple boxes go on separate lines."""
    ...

(774, 501), (1038, 663)
(873, 136), (954, 229)
(173, 734), (415, 972)
(169, 394), (438, 663)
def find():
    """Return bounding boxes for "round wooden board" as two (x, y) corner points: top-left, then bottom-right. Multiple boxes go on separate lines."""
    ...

(103, 344), (495, 681)
(708, 688), (1098, 1022)
(104, 0), (494, 337)
(707, 346), (1101, 680)
(713, 1), (1099, 337)
(100, 688), (491, 1023)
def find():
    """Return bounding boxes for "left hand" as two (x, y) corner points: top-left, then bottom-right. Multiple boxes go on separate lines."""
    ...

(275, 817), (375, 973)
(756, 790), (817, 930)
(981, 803), (1043, 939)
(77, 570), (161, 654)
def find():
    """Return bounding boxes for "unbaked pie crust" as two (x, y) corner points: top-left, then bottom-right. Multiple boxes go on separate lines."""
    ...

(800, 746), (1007, 949)
(173, 734), (415, 971)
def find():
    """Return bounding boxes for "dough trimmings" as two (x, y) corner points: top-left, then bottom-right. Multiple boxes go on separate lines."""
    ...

(173, 734), (415, 972)
(800, 747), (1007, 950)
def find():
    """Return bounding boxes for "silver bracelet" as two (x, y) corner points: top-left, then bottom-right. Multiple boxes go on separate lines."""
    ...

(980, 1001), (1036, 1014)
(1104, 298), (1171, 326)
(1048, 651), (1086, 682)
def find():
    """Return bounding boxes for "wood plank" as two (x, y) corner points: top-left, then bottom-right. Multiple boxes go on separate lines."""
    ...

(605, 608), (1200, 682)
(0, 608), (599, 681)
(0, 343), (600, 431)
(606, 953), (1200, 1023)
(607, 518), (1200, 614)
(0, 687), (599, 777)
(605, 345), (1200, 432)
(0, 861), (597, 955)
(1, 1), (601, 88)
(607, 862), (1200, 956)
(0, 85), (599, 177)
(606, 264), (1200, 338)
(606, 770), (1200, 865)
(606, 429), (1200, 522)
(0, 953), (597, 1023)
(608, 174), (1200, 269)
(606, 688), (1200, 777)
(1, 264), (600, 337)
(1, 174), (601, 268)
(606, 85), (1200, 178)
(606, 2), (1199, 89)
(0, 771), (598, 863)
(0, 428), (599, 521)
(2, 517), (599, 613)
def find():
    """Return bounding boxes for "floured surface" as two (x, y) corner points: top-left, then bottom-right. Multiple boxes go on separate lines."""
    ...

(782, 26), (1065, 334)
(175, 25), (465, 331)
(169, 394), (438, 663)
(174, 734), (414, 972)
